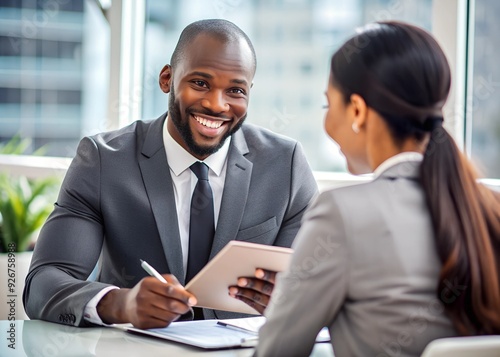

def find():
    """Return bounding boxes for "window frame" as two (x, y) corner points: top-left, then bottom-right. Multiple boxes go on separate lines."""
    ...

(2, 0), (500, 190)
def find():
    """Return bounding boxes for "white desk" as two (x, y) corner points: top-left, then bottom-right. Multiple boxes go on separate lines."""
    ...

(0, 320), (335, 356)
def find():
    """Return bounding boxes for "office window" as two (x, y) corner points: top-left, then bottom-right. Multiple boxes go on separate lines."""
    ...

(0, 0), (109, 157)
(142, 0), (433, 171)
(468, 0), (500, 178)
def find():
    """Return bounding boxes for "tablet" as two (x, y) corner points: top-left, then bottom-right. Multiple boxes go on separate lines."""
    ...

(185, 240), (294, 314)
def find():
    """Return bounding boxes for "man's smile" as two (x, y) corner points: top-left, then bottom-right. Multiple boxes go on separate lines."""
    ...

(192, 114), (225, 129)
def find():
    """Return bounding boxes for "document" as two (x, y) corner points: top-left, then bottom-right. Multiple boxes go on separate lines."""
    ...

(217, 316), (266, 333)
(127, 319), (258, 349)
(217, 317), (331, 343)
(185, 240), (294, 314)
(126, 317), (330, 349)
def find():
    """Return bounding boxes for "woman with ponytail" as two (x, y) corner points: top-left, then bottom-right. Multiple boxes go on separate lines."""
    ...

(255, 21), (500, 357)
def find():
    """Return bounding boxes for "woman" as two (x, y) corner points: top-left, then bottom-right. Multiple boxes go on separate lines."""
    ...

(255, 21), (500, 357)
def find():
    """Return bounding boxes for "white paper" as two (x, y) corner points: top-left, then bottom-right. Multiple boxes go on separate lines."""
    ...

(127, 319), (258, 349)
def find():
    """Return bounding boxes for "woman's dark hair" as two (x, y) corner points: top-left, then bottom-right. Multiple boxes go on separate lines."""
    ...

(330, 21), (500, 335)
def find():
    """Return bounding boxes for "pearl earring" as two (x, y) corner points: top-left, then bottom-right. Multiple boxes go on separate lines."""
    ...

(352, 123), (360, 134)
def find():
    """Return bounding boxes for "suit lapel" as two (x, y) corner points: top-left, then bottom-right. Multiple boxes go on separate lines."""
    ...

(138, 114), (185, 284)
(210, 129), (253, 258)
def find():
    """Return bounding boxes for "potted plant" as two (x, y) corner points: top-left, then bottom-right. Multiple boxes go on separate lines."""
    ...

(0, 136), (59, 320)
(0, 174), (58, 252)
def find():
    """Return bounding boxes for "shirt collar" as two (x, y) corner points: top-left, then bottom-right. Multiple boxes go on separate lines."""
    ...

(163, 119), (231, 177)
(373, 152), (424, 178)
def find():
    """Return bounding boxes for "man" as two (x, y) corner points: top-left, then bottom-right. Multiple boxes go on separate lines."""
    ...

(23, 19), (317, 329)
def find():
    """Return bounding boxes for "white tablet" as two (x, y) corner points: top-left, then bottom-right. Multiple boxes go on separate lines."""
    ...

(185, 240), (293, 315)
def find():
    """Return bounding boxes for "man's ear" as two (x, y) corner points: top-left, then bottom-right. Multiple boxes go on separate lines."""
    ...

(159, 64), (172, 93)
(349, 93), (368, 131)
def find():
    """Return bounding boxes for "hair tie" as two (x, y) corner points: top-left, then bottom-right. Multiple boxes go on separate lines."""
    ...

(422, 116), (443, 132)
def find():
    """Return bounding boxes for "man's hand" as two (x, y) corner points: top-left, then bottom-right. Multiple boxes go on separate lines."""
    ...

(228, 268), (277, 315)
(97, 274), (197, 329)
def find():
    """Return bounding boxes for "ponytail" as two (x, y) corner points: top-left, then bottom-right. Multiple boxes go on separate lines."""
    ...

(420, 126), (500, 335)
(329, 20), (500, 334)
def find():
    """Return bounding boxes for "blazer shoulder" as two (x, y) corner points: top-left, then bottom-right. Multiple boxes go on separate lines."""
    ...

(88, 117), (160, 151)
(318, 178), (382, 204)
(317, 172), (423, 215)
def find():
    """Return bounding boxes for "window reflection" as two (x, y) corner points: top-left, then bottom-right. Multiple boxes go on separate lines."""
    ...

(469, 0), (500, 178)
(142, 0), (432, 171)
(0, 0), (109, 157)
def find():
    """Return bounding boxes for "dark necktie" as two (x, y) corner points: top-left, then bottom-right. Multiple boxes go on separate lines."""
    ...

(186, 162), (215, 283)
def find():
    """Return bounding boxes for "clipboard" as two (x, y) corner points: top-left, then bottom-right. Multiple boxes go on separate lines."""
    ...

(126, 320), (258, 349)
(126, 317), (330, 349)
(185, 241), (294, 314)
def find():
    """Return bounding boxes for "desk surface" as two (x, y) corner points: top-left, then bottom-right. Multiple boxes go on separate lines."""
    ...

(0, 320), (334, 357)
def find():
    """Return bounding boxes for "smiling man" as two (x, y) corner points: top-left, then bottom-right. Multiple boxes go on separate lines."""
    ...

(164, 31), (254, 159)
(23, 19), (317, 329)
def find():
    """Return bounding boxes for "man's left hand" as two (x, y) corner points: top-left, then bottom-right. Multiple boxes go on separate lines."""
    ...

(228, 268), (277, 314)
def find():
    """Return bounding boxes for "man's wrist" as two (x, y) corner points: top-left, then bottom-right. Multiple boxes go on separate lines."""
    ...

(97, 288), (129, 324)
(84, 286), (119, 325)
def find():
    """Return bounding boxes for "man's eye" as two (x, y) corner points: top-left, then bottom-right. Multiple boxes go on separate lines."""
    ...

(229, 88), (246, 95)
(192, 80), (208, 88)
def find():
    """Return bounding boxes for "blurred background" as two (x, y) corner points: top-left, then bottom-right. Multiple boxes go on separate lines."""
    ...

(0, 0), (498, 177)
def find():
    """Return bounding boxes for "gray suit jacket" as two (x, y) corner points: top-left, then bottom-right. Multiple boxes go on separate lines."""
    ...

(23, 114), (318, 326)
(256, 161), (457, 357)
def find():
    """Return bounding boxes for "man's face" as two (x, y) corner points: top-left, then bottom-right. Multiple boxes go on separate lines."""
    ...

(162, 34), (254, 159)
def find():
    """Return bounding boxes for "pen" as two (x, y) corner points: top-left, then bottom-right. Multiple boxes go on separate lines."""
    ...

(217, 321), (258, 334)
(140, 259), (168, 283)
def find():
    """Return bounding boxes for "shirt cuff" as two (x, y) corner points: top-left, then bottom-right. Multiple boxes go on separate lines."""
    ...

(84, 286), (120, 325)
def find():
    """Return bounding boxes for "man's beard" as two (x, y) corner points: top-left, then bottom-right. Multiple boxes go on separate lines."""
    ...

(168, 87), (246, 157)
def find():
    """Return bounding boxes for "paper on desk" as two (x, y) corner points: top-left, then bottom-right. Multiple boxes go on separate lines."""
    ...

(217, 316), (331, 342)
(217, 316), (266, 334)
(127, 319), (258, 349)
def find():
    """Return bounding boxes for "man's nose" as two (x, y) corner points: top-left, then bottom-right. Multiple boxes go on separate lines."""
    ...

(201, 90), (229, 113)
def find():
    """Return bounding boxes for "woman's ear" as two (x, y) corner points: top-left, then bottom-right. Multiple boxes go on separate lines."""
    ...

(159, 65), (172, 93)
(349, 94), (368, 132)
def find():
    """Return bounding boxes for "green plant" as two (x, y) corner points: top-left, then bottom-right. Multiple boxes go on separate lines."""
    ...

(0, 175), (58, 253)
(0, 133), (46, 156)
(0, 135), (58, 252)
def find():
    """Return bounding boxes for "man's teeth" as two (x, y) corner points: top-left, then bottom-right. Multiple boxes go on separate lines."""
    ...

(194, 115), (223, 129)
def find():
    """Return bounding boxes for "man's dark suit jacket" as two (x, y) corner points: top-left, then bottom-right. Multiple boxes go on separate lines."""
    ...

(23, 113), (318, 326)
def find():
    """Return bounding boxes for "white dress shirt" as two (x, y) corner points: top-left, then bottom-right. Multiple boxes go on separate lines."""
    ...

(84, 118), (230, 325)
(162, 119), (230, 273)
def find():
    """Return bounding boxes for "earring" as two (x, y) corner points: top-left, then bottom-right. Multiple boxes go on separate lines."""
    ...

(352, 122), (360, 134)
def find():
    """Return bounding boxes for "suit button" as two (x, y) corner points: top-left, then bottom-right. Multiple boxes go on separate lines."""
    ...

(59, 313), (75, 325)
